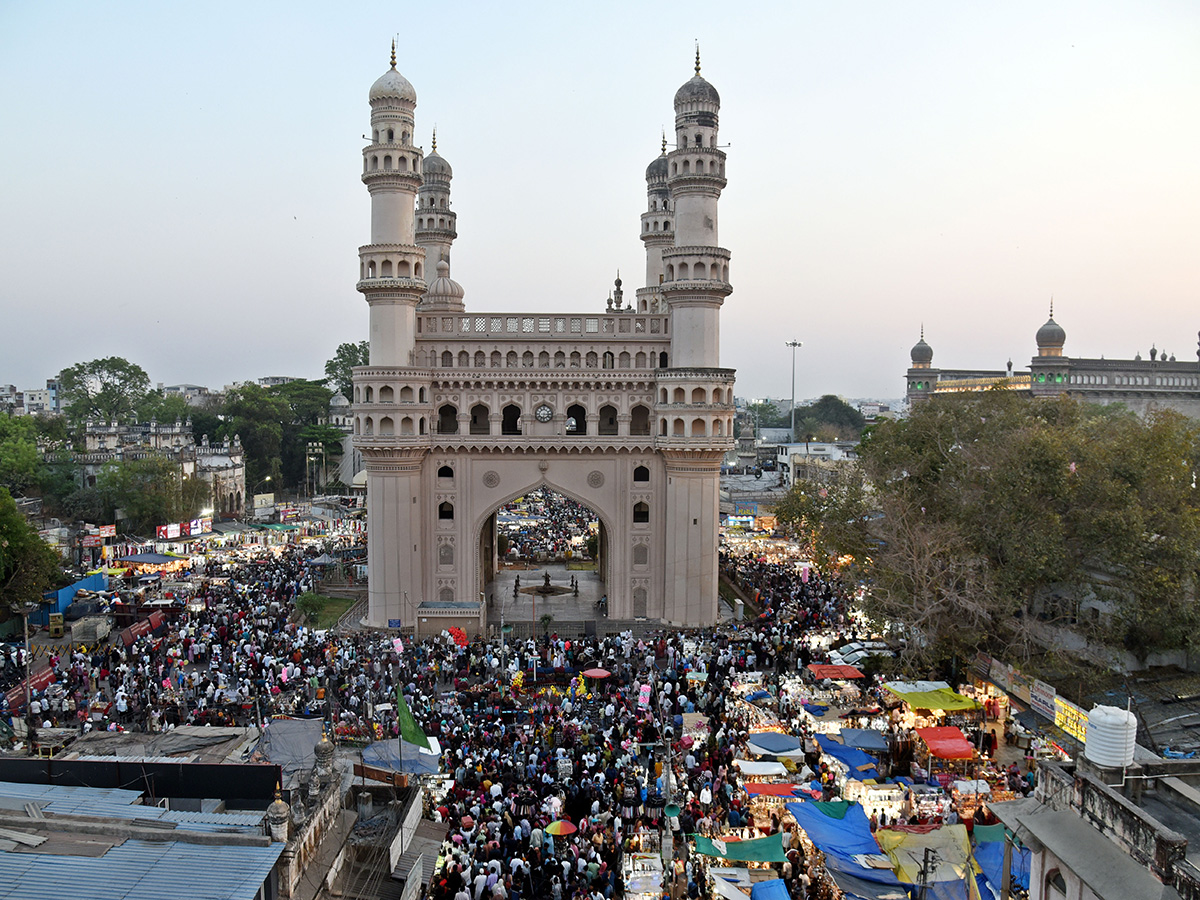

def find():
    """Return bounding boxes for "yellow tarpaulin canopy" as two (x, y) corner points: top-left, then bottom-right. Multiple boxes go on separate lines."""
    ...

(884, 685), (980, 711)
(876, 824), (982, 899)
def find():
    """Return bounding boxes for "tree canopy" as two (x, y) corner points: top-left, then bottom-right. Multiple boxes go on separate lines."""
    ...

(58, 357), (151, 426)
(775, 391), (1200, 667)
(0, 487), (61, 607)
(324, 341), (369, 400)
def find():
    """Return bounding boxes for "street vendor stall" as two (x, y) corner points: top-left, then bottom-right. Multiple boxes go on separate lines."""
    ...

(914, 726), (977, 787)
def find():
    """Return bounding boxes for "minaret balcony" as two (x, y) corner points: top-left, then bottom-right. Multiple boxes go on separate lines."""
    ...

(356, 276), (427, 294)
(362, 170), (423, 190)
(415, 226), (458, 241)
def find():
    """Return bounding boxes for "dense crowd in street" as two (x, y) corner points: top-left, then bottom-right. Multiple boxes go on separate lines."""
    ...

(500, 488), (597, 562)
(1, 533), (1037, 899)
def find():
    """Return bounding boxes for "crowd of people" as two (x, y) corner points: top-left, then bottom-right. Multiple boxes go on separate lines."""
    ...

(3, 529), (1033, 899)
(500, 488), (597, 562)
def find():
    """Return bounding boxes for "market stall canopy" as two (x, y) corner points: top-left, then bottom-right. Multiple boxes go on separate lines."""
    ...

(745, 732), (801, 754)
(875, 824), (979, 893)
(743, 783), (803, 797)
(749, 879), (789, 900)
(884, 683), (980, 712)
(916, 726), (976, 759)
(838, 729), (890, 754)
(582, 668), (611, 679)
(693, 833), (788, 863)
(815, 734), (880, 780)
(732, 759), (788, 777)
(710, 878), (751, 900)
(808, 664), (865, 680)
(306, 554), (337, 566)
(785, 802), (908, 899)
(116, 553), (179, 565)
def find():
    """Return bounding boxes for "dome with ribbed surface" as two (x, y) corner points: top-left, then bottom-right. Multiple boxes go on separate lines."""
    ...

(674, 74), (720, 108)
(910, 335), (933, 366)
(425, 260), (465, 306)
(422, 150), (451, 178)
(370, 67), (417, 104)
(646, 154), (669, 180)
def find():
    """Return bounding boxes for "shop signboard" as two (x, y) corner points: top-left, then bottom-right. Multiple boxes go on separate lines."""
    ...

(1009, 668), (1033, 705)
(1031, 680), (1057, 718)
(990, 661), (1013, 692)
(1054, 696), (1089, 742)
(81, 535), (102, 548)
(98, 524), (116, 537)
(733, 501), (758, 516)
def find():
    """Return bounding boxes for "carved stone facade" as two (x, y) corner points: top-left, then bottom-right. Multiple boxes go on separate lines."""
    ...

(352, 49), (735, 629)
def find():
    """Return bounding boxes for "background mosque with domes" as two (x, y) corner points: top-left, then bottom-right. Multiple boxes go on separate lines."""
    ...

(906, 308), (1200, 418)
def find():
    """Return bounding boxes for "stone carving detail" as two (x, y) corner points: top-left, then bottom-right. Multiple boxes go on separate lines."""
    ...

(587, 470), (605, 488)
(482, 470), (500, 488)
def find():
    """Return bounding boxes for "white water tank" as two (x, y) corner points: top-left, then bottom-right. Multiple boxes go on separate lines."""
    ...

(1084, 705), (1137, 768)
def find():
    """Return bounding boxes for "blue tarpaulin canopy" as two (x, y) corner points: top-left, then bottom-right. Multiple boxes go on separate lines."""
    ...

(749, 879), (790, 900)
(117, 553), (179, 564)
(815, 733), (880, 780)
(974, 840), (1031, 892)
(362, 740), (440, 776)
(785, 802), (908, 899)
(838, 729), (890, 754)
(746, 731), (800, 754)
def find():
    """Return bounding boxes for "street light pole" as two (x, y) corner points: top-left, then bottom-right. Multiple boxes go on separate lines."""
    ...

(786, 340), (803, 441)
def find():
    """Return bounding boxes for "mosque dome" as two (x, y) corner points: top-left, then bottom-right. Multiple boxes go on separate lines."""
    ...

(646, 154), (669, 180)
(674, 74), (720, 108)
(370, 67), (417, 104)
(423, 150), (452, 178)
(910, 333), (933, 367)
(1036, 315), (1066, 350)
(425, 260), (465, 303)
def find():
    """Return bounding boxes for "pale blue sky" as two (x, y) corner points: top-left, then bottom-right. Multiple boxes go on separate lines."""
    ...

(2, 1), (1198, 402)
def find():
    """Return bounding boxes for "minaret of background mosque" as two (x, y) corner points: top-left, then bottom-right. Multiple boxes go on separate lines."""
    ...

(653, 47), (736, 625)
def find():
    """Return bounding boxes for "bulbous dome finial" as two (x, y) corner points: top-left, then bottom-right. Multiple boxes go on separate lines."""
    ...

(910, 326), (933, 367)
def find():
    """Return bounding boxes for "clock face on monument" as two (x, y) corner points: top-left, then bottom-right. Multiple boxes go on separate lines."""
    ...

(535, 404), (553, 423)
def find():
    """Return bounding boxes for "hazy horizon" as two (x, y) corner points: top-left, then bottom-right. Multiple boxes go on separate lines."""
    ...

(3, 2), (1198, 403)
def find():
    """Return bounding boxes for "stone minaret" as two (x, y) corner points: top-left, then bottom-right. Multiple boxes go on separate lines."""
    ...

(415, 128), (463, 313)
(637, 133), (673, 314)
(359, 41), (427, 366)
(660, 48), (731, 368)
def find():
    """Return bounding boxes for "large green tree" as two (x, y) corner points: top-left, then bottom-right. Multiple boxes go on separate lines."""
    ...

(97, 456), (209, 533)
(0, 415), (41, 494)
(219, 383), (291, 488)
(57, 357), (151, 426)
(0, 487), (61, 608)
(324, 340), (370, 400)
(776, 391), (1200, 667)
(791, 395), (866, 440)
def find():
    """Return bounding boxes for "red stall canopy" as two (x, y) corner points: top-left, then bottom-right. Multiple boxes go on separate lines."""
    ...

(807, 664), (865, 680)
(743, 783), (803, 797)
(916, 726), (976, 759)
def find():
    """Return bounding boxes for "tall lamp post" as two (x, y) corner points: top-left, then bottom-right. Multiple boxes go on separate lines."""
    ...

(786, 340), (803, 440)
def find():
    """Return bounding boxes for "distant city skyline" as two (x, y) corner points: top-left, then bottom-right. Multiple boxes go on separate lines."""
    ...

(2, 2), (1197, 401)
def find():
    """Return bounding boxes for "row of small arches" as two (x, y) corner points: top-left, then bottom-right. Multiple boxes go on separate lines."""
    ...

(371, 128), (409, 144)
(357, 385), (427, 404)
(436, 349), (670, 370)
(365, 154), (419, 173)
(417, 217), (452, 230)
(671, 159), (724, 177)
(352, 408), (728, 438)
(664, 262), (728, 282)
(660, 387), (729, 404)
(643, 220), (672, 233)
(435, 402), (649, 436)
(1072, 373), (1199, 387)
(362, 260), (424, 279)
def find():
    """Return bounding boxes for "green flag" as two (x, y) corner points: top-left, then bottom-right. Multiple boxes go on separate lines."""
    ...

(396, 684), (431, 750)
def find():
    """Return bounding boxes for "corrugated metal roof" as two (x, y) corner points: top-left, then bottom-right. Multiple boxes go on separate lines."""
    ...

(0, 838), (284, 900)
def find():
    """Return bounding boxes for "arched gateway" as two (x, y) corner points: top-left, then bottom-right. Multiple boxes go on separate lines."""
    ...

(353, 45), (735, 631)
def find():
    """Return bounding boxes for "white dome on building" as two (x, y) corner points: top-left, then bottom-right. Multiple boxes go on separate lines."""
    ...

(370, 67), (417, 103)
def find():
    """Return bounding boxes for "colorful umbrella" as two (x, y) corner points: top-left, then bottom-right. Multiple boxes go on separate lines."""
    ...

(545, 819), (577, 836)
(582, 667), (611, 679)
